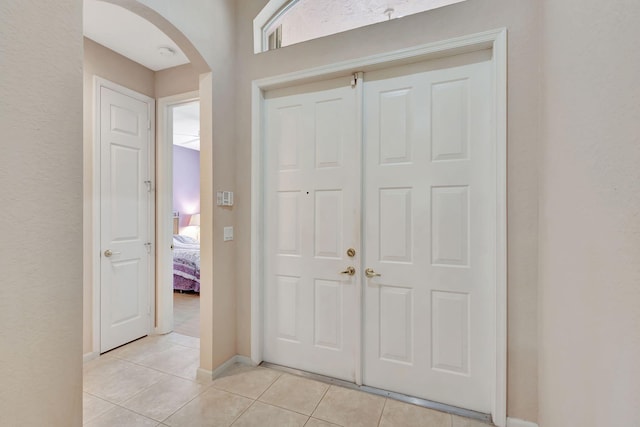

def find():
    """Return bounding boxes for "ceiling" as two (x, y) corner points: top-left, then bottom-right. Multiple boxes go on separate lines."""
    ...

(83, 0), (189, 71)
(173, 102), (200, 151)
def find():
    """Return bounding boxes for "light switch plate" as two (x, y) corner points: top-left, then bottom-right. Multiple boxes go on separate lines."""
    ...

(217, 191), (234, 206)
(223, 226), (233, 241)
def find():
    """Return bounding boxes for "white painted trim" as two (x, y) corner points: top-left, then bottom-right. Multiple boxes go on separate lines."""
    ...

(253, 0), (290, 53)
(250, 28), (508, 426)
(492, 29), (509, 427)
(155, 91), (199, 335)
(92, 77), (156, 355)
(83, 352), (99, 363)
(353, 71), (364, 387)
(207, 355), (257, 381)
(250, 82), (265, 365)
(507, 418), (539, 427)
(196, 367), (213, 383)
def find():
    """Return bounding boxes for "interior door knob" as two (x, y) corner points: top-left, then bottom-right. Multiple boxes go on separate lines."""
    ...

(104, 249), (121, 258)
(340, 266), (356, 276)
(365, 268), (381, 278)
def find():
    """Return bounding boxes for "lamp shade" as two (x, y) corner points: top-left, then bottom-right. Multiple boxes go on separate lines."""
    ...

(188, 213), (200, 226)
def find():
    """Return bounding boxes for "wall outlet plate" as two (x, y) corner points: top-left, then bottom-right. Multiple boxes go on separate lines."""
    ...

(223, 226), (233, 241)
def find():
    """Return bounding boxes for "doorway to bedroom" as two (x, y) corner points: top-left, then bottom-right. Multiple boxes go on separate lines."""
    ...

(171, 100), (201, 338)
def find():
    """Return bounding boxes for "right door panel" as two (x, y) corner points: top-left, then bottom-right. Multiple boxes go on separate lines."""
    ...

(363, 60), (494, 413)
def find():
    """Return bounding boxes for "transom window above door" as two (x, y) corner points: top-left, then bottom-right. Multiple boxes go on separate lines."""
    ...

(254, 0), (468, 53)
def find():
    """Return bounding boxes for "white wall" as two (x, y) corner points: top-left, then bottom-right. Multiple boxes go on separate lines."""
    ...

(0, 1), (83, 426)
(539, 1), (640, 425)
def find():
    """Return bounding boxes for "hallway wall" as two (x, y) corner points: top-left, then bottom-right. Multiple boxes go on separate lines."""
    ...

(0, 1), (83, 425)
(539, 1), (640, 425)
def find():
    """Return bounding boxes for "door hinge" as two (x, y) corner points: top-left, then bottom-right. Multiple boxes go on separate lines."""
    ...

(350, 73), (359, 88)
(147, 120), (151, 130)
(144, 242), (152, 254)
(144, 180), (153, 192)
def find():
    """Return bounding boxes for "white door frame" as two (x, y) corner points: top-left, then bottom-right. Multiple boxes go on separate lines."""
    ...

(250, 29), (507, 425)
(92, 77), (156, 355)
(156, 91), (200, 334)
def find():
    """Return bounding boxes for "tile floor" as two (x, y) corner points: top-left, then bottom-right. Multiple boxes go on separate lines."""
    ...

(172, 291), (200, 337)
(84, 333), (492, 426)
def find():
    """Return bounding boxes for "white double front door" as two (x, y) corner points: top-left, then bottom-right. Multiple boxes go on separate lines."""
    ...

(263, 59), (495, 413)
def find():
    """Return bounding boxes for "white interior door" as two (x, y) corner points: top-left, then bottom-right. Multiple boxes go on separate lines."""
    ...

(263, 77), (361, 381)
(362, 60), (494, 412)
(100, 84), (153, 353)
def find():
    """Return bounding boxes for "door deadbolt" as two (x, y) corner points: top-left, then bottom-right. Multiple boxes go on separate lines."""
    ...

(346, 248), (356, 257)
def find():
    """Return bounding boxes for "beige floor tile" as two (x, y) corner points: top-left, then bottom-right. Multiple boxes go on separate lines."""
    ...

(212, 365), (281, 399)
(136, 344), (200, 381)
(232, 402), (308, 427)
(164, 387), (252, 427)
(452, 415), (493, 427)
(121, 376), (207, 422)
(84, 406), (160, 427)
(167, 332), (200, 349)
(312, 386), (386, 427)
(304, 418), (341, 427)
(173, 293), (200, 338)
(108, 335), (175, 364)
(259, 374), (329, 415)
(83, 356), (169, 403)
(83, 392), (115, 424)
(379, 399), (452, 427)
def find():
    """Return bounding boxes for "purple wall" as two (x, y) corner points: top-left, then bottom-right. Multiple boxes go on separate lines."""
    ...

(173, 146), (200, 229)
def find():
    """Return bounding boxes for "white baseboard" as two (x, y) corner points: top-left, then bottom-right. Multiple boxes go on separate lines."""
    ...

(83, 352), (99, 363)
(201, 355), (256, 381)
(507, 418), (538, 427)
(196, 367), (213, 383)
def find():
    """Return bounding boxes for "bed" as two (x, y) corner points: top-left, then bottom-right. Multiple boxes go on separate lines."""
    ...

(173, 234), (200, 293)
(172, 212), (200, 292)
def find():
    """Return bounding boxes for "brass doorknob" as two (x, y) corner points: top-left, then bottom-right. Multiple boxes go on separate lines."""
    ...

(365, 268), (381, 278)
(340, 266), (356, 276)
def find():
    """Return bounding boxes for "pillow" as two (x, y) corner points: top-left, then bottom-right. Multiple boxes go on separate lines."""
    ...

(173, 234), (198, 244)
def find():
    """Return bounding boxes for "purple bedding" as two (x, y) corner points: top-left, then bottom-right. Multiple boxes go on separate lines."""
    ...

(173, 235), (200, 293)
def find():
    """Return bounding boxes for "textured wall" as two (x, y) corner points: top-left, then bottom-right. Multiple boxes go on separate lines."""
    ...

(237, 0), (540, 422)
(155, 63), (199, 98)
(173, 146), (201, 229)
(539, 1), (640, 425)
(0, 1), (83, 425)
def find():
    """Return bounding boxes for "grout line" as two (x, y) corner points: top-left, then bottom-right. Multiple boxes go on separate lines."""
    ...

(377, 398), (388, 427)
(229, 398), (258, 426)
(309, 383), (332, 418)
(253, 370), (284, 401)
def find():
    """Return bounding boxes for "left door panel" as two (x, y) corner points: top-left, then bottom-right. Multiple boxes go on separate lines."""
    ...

(100, 86), (152, 353)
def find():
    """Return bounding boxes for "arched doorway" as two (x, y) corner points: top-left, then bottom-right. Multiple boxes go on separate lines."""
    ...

(84, 0), (216, 377)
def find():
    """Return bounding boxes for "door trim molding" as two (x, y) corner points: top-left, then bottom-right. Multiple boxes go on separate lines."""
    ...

(92, 77), (156, 355)
(155, 91), (199, 335)
(250, 28), (507, 426)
